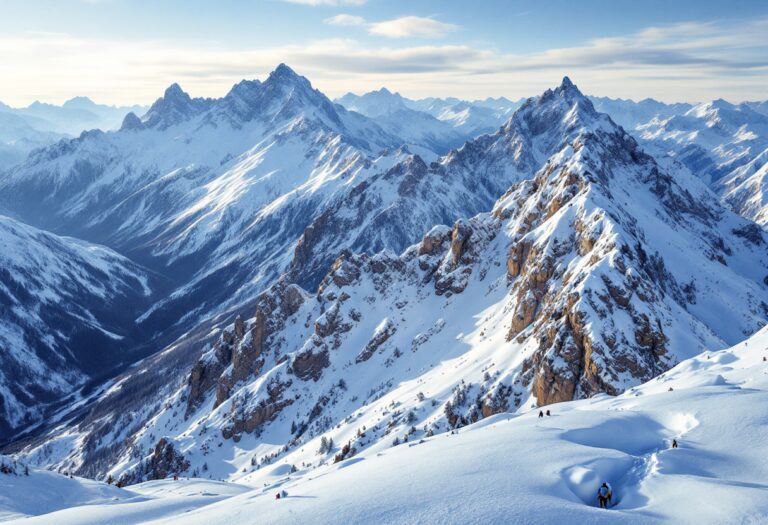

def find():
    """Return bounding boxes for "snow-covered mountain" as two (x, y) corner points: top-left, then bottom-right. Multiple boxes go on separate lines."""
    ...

(0, 112), (66, 169)
(636, 99), (768, 224)
(405, 96), (521, 137)
(294, 82), (604, 291)
(15, 78), (767, 491)
(2, 97), (147, 136)
(337, 91), (522, 141)
(0, 214), (157, 439)
(0, 98), (146, 170)
(0, 65), (406, 333)
(743, 99), (768, 117)
(588, 96), (691, 131)
(335, 88), (467, 155)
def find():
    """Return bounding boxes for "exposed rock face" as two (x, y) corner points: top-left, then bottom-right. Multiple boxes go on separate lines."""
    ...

(147, 438), (190, 481)
(186, 279), (306, 414)
(432, 218), (497, 296)
(292, 349), (331, 381)
(221, 376), (294, 440)
(419, 225), (452, 256)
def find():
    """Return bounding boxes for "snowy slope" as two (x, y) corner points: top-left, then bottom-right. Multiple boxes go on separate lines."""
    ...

(0, 456), (248, 523)
(18, 78), (768, 492)
(6, 327), (768, 524)
(718, 149), (768, 225)
(154, 326), (768, 525)
(0, 214), (155, 439)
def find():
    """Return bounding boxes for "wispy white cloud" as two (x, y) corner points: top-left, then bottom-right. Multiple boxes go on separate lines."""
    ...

(324, 14), (366, 27)
(368, 16), (458, 39)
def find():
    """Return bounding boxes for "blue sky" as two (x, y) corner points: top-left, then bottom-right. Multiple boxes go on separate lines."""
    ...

(0, 0), (766, 105)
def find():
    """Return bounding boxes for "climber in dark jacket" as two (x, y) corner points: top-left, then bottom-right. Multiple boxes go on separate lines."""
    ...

(538, 410), (544, 418)
(597, 483), (612, 508)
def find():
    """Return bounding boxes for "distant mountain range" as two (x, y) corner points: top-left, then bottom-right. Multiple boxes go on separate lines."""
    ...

(0, 97), (146, 168)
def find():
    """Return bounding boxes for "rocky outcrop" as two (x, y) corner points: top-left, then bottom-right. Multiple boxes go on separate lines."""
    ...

(292, 349), (330, 381)
(186, 279), (306, 414)
(221, 376), (294, 440)
(356, 318), (397, 363)
(148, 438), (190, 480)
(418, 225), (452, 256)
(433, 217), (498, 296)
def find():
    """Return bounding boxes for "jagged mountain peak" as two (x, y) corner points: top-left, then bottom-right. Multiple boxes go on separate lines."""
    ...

(559, 75), (575, 89)
(141, 82), (210, 129)
(709, 97), (735, 110)
(555, 76), (591, 105)
(162, 82), (189, 101)
(119, 111), (144, 132)
(266, 63), (313, 90)
(510, 76), (600, 133)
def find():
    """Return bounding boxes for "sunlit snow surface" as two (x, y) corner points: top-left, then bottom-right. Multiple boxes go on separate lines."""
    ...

(4, 327), (768, 524)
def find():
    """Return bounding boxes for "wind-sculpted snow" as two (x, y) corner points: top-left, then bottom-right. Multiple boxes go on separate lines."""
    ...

(6, 322), (768, 523)
(0, 215), (155, 438)
(19, 78), (768, 492)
